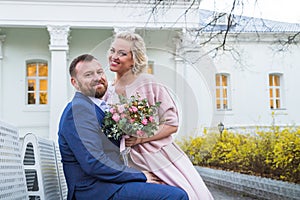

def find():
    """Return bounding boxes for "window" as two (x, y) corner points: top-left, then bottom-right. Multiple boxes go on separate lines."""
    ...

(269, 74), (283, 109)
(26, 61), (48, 105)
(215, 73), (231, 110)
(148, 61), (154, 74)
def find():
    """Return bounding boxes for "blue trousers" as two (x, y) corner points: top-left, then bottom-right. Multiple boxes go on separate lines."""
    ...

(110, 182), (189, 200)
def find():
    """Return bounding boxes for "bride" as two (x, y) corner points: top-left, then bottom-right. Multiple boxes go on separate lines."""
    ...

(104, 31), (214, 200)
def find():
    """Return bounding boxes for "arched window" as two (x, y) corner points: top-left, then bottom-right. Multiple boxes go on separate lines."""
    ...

(26, 60), (48, 105)
(215, 73), (231, 110)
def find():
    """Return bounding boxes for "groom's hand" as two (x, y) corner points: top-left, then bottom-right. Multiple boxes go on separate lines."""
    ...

(142, 171), (165, 184)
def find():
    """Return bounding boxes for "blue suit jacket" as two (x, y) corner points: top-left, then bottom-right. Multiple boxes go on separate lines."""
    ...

(58, 92), (146, 200)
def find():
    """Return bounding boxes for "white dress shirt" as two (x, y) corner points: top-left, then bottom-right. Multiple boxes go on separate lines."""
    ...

(88, 96), (109, 112)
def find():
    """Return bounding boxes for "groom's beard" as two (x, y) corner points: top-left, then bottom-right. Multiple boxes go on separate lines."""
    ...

(95, 88), (106, 98)
(77, 81), (107, 99)
(94, 80), (107, 99)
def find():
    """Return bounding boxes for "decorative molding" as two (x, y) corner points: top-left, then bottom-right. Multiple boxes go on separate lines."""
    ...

(47, 25), (70, 51)
(113, 27), (136, 34)
(173, 30), (201, 61)
(172, 32), (184, 61)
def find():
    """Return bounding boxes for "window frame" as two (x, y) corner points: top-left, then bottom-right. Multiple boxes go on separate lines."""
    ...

(148, 61), (154, 74)
(215, 73), (231, 111)
(25, 59), (49, 106)
(269, 73), (284, 110)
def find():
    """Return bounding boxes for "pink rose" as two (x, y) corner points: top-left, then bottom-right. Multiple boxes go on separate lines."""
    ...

(109, 107), (116, 114)
(141, 118), (148, 125)
(117, 105), (125, 113)
(112, 113), (120, 122)
(131, 106), (138, 112)
(130, 118), (135, 123)
(148, 116), (154, 123)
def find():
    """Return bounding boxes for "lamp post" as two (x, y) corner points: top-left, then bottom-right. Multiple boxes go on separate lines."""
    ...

(218, 122), (224, 138)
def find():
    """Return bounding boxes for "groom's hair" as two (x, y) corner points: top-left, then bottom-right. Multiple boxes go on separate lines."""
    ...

(69, 54), (97, 77)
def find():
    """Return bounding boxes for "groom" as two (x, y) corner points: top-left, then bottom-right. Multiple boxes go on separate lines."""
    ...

(58, 54), (189, 200)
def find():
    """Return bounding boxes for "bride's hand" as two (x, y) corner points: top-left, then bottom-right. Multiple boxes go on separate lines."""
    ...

(125, 136), (143, 147)
(142, 171), (164, 184)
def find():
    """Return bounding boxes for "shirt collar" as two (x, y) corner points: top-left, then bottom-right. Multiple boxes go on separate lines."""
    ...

(88, 96), (108, 111)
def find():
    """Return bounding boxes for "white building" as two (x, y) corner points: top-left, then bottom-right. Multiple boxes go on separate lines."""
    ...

(0, 0), (299, 141)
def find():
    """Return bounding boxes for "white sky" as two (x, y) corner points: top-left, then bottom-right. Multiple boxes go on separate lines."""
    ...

(200, 0), (300, 23)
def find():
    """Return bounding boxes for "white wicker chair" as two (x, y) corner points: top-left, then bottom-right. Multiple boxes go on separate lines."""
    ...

(0, 120), (28, 200)
(21, 133), (67, 200)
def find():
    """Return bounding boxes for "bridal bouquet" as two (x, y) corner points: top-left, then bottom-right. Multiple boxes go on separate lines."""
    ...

(102, 93), (161, 141)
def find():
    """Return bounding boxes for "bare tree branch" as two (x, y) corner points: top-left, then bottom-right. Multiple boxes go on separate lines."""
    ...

(117, 0), (300, 65)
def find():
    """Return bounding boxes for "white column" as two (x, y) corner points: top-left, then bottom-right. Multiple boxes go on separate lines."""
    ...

(173, 33), (187, 135)
(47, 25), (70, 142)
(0, 34), (6, 119)
(178, 30), (216, 133)
(173, 30), (207, 136)
(173, 33), (186, 102)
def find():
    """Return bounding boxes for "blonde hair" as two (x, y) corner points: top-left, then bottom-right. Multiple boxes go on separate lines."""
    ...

(114, 31), (148, 75)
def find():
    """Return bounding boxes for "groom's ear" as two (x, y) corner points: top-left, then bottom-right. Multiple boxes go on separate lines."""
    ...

(71, 77), (79, 90)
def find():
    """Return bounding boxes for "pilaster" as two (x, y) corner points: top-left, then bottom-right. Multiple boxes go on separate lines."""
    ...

(173, 32), (185, 97)
(47, 25), (70, 142)
(48, 25), (70, 51)
(113, 27), (136, 34)
(172, 32), (187, 134)
(0, 34), (6, 119)
(173, 29), (206, 136)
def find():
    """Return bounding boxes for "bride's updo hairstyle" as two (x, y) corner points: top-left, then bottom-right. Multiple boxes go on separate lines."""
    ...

(114, 31), (148, 75)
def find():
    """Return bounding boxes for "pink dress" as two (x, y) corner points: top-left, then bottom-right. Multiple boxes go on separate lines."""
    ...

(104, 73), (214, 200)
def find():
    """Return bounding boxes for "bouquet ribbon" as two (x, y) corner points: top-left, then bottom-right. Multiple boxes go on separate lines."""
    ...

(120, 135), (131, 166)
(120, 135), (130, 152)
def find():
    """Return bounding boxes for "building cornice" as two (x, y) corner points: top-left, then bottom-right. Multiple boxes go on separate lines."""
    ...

(199, 31), (300, 44)
(0, 1), (200, 29)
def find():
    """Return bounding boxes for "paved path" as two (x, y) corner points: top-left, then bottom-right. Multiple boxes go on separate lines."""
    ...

(207, 184), (261, 200)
